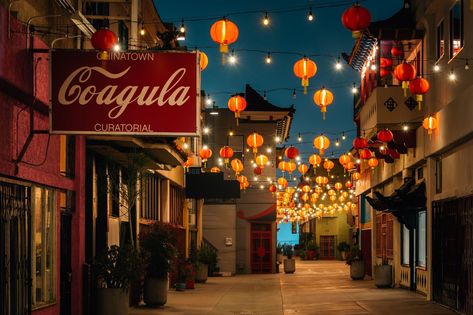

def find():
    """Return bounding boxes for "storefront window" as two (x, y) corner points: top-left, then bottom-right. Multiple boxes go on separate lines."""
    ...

(401, 224), (410, 265)
(417, 211), (427, 267)
(32, 186), (56, 307)
(450, 0), (463, 59)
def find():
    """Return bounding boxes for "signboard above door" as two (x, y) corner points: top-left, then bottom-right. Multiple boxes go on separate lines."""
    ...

(50, 50), (200, 136)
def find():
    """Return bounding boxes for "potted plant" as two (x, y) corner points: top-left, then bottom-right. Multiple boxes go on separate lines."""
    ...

(94, 245), (142, 315)
(346, 246), (364, 280)
(299, 249), (307, 260)
(337, 241), (350, 260)
(195, 245), (217, 283)
(175, 261), (192, 291)
(306, 243), (319, 260)
(283, 244), (296, 273)
(140, 223), (177, 306)
(374, 258), (393, 288)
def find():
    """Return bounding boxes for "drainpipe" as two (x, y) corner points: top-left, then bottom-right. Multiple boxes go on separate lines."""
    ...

(26, 14), (63, 49)
(8, 0), (20, 39)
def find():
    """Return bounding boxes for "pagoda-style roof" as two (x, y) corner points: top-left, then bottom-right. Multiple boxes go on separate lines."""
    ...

(243, 84), (295, 113)
(368, 0), (424, 41)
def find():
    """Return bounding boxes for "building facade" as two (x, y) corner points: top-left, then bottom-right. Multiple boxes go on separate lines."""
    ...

(1, 1), (196, 314)
(347, 0), (473, 312)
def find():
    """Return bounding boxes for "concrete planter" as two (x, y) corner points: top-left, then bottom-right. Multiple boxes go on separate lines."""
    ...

(96, 288), (129, 315)
(374, 265), (393, 288)
(144, 278), (168, 306)
(350, 260), (365, 280)
(195, 264), (209, 283)
(284, 258), (296, 274)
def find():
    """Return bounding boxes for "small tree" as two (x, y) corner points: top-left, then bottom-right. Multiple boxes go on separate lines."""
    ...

(103, 153), (151, 248)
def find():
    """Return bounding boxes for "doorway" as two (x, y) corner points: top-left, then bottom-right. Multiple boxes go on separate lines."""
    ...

(250, 223), (272, 273)
(320, 235), (336, 259)
(60, 210), (73, 315)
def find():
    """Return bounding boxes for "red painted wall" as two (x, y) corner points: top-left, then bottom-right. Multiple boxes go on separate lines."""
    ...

(0, 6), (85, 315)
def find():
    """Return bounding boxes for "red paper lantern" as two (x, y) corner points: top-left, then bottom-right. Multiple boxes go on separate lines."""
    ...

(210, 18), (239, 54)
(409, 77), (430, 110)
(380, 57), (393, 68)
(391, 44), (403, 57)
(254, 166), (263, 175)
(219, 146), (234, 164)
(345, 180), (353, 189)
(394, 62), (416, 96)
(380, 68), (391, 78)
(341, 3), (372, 38)
(359, 148), (372, 160)
(377, 129), (394, 143)
(91, 29), (118, 60)
(269, 185), (277, 193)
(285, 146), (299, 161)
(353, 137), (368, 150)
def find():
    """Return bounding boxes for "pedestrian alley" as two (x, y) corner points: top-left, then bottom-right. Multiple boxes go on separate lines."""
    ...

(130, 260), (455, 315)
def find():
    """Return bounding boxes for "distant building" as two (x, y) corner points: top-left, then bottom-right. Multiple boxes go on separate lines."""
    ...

(200, 85), (294, 274)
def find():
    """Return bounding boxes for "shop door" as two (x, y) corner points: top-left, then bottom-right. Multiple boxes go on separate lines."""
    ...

(60, 212), (73, 315)
(251, 223), (272, 273)
(433, 196), (473, 314)
(0, 181), (32, 315)
(320, 235), (336, 259)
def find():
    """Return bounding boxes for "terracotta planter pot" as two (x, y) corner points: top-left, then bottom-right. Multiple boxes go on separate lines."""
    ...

(195, 264), (208, 283)
(374, 264), (393, 288)
(284, 258), (296, 274)
(350, 260), (365, 280)
(144, 278), (168, 306)
(96, 288), (129, 315)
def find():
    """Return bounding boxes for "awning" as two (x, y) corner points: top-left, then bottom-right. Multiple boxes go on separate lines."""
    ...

(87, 135), (186, 168)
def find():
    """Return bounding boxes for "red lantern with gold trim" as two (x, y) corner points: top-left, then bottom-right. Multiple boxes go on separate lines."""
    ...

(353, 137), (368, 150)
(377, 129), (394, 144)
(285, 146), (299, 161)
(219, 146), (234, 165)
(409, 77), (430, 110)
(210, 18), (239, 55)
(360, 148), (372, 160)
(247, 132), (264, 156)
(91, 29), (118, 60)
(394, 62), (417, 96)
(341, 3), (372, 38)
(199, 147), (212, 168)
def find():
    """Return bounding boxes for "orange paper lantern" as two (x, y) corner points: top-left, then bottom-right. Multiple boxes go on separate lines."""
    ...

(352, 172), (361, 181)
(368, 158), (379, 169)
(210, 18), (239, 54)
(293, 57), (317, 94)
(422, 115), (438, 136)
(210, 166), (221, 173)
(339, 154), (351, 166)
(247, 132), (264, 156)
(199, 51), (209, 70)
(323, 160), (335, 173)
(219, 146), (234, 164)
(231, 158), (244, 175)
(255, 154), (269, 168)
(313, 135), (330, 155)
(286, 161), (297, 174)
(298, 164), (309, 175)
(277, 177), (288, 189)
(313, 87), (334, 120)
(228, 95), (247, 125)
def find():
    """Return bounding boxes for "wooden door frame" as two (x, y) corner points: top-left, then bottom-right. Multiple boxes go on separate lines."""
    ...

(250, 222), (273, 274)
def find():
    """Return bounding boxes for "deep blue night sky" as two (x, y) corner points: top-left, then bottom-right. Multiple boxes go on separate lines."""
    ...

(155, 0), (404, 156)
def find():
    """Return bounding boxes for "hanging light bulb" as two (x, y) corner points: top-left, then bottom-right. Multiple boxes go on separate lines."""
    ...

(351, 83), (358, 94)
(403, 124), (409, 131)
(265, 52), (272, 64)
(177, 20), (186, 41)
(307, 7), (314, 21)
(465, 60), (470, 70)
(140, 23), (146, 36)
(335, 57), (342, 70)
(335, 138), (340, 146)
(342, 132), (346, 140)
(292, 89), (297, 99)
(229, 49), (237, 64)
(263, 11), (270, 26)
(298, 133), (302, 142)
(433, 64), (440, 72)
(206, 94), (212, 105)
(449, 68), (456, 81)
(370, 64), (377, 71)
(263, 90), (267, 100)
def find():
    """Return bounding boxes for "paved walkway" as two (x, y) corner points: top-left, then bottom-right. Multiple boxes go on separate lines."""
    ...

(130, 260), (456, 315)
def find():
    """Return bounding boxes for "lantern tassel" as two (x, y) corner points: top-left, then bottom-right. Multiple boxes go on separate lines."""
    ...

(416, 95), (423, 111)
(402, 81), (409, 97)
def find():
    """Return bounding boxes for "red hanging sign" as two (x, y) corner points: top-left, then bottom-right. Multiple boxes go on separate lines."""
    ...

(50, 50), (200, 136)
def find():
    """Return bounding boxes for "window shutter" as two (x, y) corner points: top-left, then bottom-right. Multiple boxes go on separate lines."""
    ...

(386, 214), (394, 258)
(376, 214), (382, 257)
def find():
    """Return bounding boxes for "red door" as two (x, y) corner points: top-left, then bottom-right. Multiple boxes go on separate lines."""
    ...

(250, 223), (272, 273)
(320, 236), (336, 259)
(361, 229), (372, 276)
